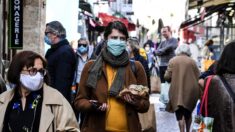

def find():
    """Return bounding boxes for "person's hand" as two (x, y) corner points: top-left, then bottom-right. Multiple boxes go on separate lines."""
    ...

(122, 93), (137, 105)
(89, 100), (108, 111)
(198, 79), (205, 88)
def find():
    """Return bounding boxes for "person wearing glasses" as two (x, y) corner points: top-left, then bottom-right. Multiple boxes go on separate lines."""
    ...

(74, 38), (96, 89)
(72, 38), (96, 126)
(74, 21), (149, 132)
(44, 21), (77, 103)
(0, 51), (79, 131)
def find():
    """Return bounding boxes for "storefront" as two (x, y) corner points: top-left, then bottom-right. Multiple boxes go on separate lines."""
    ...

(180, 1), (235, 59)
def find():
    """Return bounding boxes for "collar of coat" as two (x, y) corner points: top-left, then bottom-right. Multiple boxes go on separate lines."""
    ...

(0, 84), (63, 105)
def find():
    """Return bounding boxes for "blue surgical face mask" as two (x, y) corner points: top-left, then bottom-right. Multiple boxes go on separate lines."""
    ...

(107, 39), (126, 56)
(77, 46), (88, 55)
(44, 36), (52, 45)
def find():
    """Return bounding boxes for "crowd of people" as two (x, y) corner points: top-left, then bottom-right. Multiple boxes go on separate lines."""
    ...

(0, 20), (234, 132)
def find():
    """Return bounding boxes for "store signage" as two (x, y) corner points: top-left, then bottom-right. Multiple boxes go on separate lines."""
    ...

(8, 0), (23, 49)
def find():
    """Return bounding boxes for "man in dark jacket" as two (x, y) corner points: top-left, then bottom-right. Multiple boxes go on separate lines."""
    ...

(44, 21), (76, 103)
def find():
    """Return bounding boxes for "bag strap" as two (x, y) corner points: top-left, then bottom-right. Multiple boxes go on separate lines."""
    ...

(219, 75), (235, 103)
(200, 75), (213, 116)
(130, 60), (137, 77)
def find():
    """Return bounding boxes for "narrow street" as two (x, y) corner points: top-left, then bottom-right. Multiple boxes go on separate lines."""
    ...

(151, 94), (197, 132)
(150, 94), (180, 132)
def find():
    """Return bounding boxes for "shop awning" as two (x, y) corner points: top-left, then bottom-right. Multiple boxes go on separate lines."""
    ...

(98, 13), (136, 31)
(188, 0), (234, 9)
(180, 2), (235, 29)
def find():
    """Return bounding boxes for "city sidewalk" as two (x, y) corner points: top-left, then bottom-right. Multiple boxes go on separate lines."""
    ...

(150, 94), (179, 132)
(150, 94), (197, 132)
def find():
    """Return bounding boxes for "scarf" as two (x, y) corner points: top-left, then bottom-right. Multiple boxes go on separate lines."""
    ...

(86, 48), (129, 97)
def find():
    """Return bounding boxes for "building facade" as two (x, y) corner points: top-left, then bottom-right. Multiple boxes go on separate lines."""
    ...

(0, 0), (46, 76)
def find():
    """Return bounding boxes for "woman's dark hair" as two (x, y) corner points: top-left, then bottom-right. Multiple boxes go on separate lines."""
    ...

(7, 51), (50, 86)
(143, 43), (150, 49)
(104, 21), (129, 40)
(205, 39), (213, 46)
(216, 41), (235, 75)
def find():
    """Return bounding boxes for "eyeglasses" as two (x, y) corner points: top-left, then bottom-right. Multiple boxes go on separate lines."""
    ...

(78, 43), (87, 47)
(45, 31), (52, 36)
(22, 68), (47, 76)
(110, 36), (126, 41)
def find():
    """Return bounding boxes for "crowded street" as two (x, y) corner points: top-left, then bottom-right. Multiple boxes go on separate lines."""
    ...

(1, 0), (235, 132)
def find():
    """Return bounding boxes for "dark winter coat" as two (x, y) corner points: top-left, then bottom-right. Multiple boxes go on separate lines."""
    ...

(74, 61), (150, 132)
(45, 39), (76, 102)
(204, 74), (235, 132)
(132, 54), (151, 90)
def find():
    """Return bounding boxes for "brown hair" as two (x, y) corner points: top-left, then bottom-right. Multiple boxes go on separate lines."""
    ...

(7, 51), (49, 86)
(205, 39), (214, 46)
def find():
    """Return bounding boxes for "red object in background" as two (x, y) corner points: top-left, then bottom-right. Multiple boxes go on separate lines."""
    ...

(182, 28), (196, 43)
(98, 13), (135, 31)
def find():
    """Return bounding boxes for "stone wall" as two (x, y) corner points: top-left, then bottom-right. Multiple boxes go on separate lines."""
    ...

(23, 0), (46, 56)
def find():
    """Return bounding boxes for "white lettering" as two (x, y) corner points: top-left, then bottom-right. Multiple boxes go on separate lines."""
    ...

(14, 0), (20, 5)
(14, 11), (20, 17)
(14, 16), (20, 22)
(12, 0), (22, 46)
(14, 5), (20, 10)
(15, 27), (19, 33)
(15, 39), (19, 45)
(15, 34), (18, 39)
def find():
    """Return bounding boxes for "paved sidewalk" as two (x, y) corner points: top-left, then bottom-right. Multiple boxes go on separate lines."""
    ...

(150, 94), (197, 132)
(150, 94), (179, 132)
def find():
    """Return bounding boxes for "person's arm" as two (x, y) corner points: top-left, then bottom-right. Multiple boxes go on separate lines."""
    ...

(54, 95), (80, 131)
(164, 60), (173, 82)
(55, 51), (76, 101)
(156, 39), (178, 56)
(73, 61), (94, 112)
(128, 61), (150, 113)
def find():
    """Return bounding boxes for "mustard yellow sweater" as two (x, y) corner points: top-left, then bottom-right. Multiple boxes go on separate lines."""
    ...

(105, 64), (128, 132)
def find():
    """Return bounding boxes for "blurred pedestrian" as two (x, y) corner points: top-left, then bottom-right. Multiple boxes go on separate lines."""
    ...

(143, 41), (157, 70)
(127, 37), (151, 90)
(74, 21), (149, 132)
(73, 38), (96, 90)
(155, 26), (178, 83)
(0, 51), (79, 131)
(201, 39), (215, 72)
(72, 38), (96, 126)
(164, 44), (200, 132)
(202, 41), (235, 132)
(198, 61), (217, 88)
(44, 21), (77, 103)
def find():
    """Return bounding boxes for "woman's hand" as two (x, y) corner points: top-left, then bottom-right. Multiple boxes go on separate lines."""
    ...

(122, 93), (141, 105)
(89, 100), (108, 111)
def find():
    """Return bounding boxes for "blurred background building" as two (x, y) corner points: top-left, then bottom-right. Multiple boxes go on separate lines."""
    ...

(1, 0), (235, 77)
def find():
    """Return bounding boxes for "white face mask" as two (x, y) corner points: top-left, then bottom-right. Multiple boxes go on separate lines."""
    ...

(20, 72), (44, 91)
(145, 47), (150, 52)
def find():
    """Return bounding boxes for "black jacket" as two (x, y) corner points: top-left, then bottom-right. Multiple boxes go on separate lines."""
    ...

(45, 39), (76, 102)
(132, 54), (151, 91)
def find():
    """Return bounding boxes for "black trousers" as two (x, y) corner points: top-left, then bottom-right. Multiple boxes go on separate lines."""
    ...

(159, 66), (167, 83)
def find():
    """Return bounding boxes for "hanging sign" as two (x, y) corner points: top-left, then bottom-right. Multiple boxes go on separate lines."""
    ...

(8, 0), (23, 49)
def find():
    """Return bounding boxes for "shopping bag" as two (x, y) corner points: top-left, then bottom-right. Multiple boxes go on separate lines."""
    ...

(202, 59), (215, 71)
(159, 82), (170, 104)
(138, 104), (156, 132)
(150, 76), (161, 93)
(192, 76), (214, 132)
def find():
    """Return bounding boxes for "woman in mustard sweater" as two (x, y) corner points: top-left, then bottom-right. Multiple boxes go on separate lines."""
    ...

(74, 21), (150, 132)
